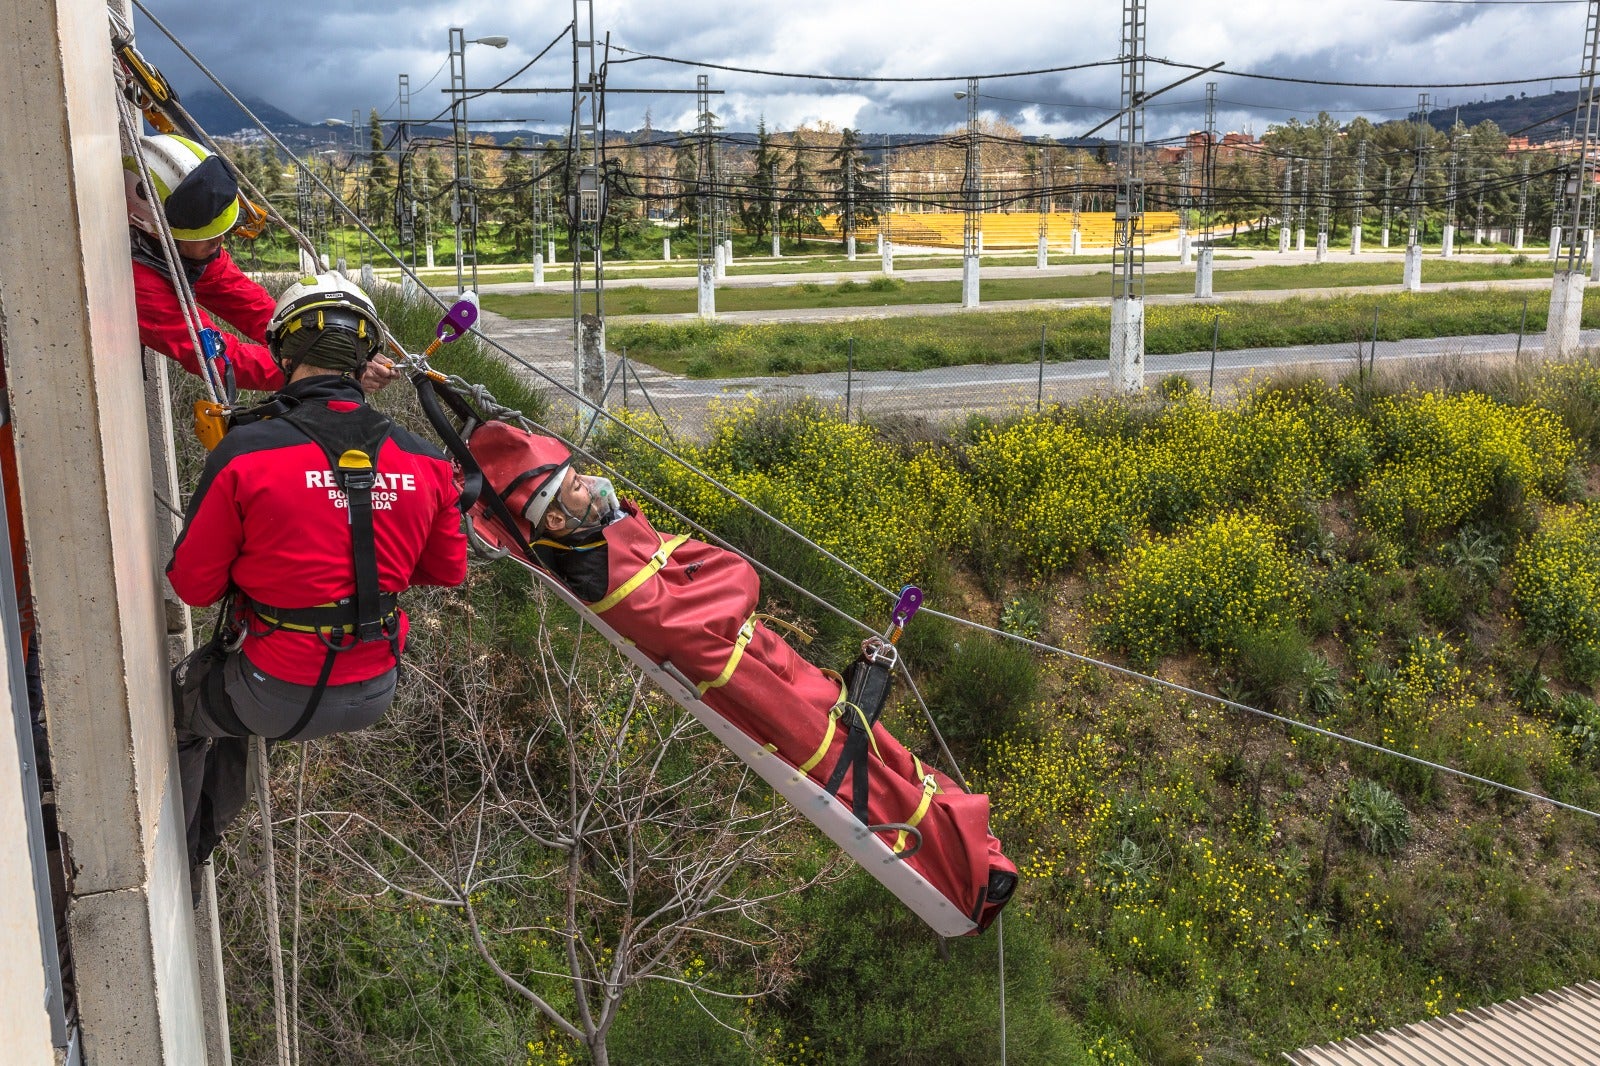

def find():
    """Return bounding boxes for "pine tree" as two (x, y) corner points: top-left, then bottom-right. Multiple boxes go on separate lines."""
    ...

(365, 108), (393, 228)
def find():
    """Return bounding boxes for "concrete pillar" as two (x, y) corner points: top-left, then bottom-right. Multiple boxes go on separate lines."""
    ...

(961, 255), (979, 308)
(978, 232), (985, 254)
(772, 232), (781, 258)
(548, 239), (557, 264)
(1403, 244), (1423, 292)
(881, 240), (894, 274)
(1441, 223), (1455, 259)
(1513, 227), (1525, 250)
(1381, 226), (1390, 248)
(533, 253), (545, 286)
(1110, 297), (1145, 394)
(846, 235), (856, 261)
(1295, 227), (1306, 252)
(697, 263), (715, 318)
(1278, 226), (1291, 253)
(0, 0), (212, 1061)
(1036, 234), (1048, 269)
(579, 313), (605, 410)
(875, 231), (883, 255)
(359, 262), (376, 290)
(723, 237), (733, 264)
(426, 242), (435, 269)
(1591, 250), (1600, 283)
(1179, 234), (1193, 266)
(1550, 226), (1562, 261)
(401, 273), (417, 300)
(713, 243), (726, 279)
(1194, 247), (1214, 298)
(298, 248), (319, 273)
(1070, 229), (1082, 256)
(1315, 234), (1328, 262)
(1586, 229), (1595, 264)
(336, 255), (347, 273)
(662, 238), (670, 261)
(1351, 224), (1363, 255)
(1546, 270), (1588, 358)
(1474, 227), (1485, 245)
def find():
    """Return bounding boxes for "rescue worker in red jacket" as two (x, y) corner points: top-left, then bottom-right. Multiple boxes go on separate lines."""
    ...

(125, 133), (398, 393)
(167, 273), (467, 891)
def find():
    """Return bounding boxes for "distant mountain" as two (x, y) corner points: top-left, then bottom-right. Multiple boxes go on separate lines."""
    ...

(1420, 89), (1580, 141)
(177, 89), (313, 139)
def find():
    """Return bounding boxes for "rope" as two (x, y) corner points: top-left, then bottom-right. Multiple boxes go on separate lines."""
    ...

(251, 735), (292, 1066)
(111, 75), (221, 406)
(290, 745), (309, 1066)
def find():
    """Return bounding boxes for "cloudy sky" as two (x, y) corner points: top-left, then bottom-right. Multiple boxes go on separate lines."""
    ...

(131, 0), (1590, 140)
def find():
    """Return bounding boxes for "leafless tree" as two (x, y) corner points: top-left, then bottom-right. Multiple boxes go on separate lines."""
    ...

(222, 579), (842, 1066)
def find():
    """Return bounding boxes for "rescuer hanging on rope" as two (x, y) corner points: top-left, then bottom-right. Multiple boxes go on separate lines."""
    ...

(167, 275), (467, 903)
(124, 133), (400, 394)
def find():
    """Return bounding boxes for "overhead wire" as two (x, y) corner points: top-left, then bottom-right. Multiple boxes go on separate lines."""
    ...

(135, 0), (1600, 827)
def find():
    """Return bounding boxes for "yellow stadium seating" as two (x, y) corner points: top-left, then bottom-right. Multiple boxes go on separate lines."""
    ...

(815, 211), (1182, 250)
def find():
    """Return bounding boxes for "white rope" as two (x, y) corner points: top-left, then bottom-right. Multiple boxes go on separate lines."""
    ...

(289, 745), (309, 1066)
(251, 735), (292, 1066)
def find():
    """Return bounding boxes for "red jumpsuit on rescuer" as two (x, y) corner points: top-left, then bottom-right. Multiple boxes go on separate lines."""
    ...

(166, 274), (466, 890)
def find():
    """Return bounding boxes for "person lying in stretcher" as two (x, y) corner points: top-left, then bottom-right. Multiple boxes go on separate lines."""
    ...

(463, 421), (1017, 933)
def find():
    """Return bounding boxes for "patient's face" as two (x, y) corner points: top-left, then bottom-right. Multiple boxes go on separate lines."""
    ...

(544, 468), (597, 533)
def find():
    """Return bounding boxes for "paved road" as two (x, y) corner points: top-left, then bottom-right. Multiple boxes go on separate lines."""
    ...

(481, 300), (1598, 436)
(472, 245), (1547, 298)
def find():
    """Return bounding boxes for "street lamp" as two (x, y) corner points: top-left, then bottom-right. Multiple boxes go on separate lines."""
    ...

(954, 79), (980, 307)
(449, 27), (509, 295)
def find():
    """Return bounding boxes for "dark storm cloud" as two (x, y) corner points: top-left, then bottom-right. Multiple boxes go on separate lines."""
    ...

(130, 0), (1587, 139)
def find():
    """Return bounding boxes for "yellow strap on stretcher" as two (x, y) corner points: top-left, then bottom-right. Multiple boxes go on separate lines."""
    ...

(698, 614), (757, 694)
(592, 533), (690, 614)
(799, 672), (850, 774)
(894, 774), (940, 854)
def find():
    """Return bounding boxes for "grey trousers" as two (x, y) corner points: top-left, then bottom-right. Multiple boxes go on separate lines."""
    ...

(175, 648), (397, 866)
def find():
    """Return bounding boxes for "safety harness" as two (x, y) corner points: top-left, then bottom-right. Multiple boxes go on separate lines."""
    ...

(219, 393), (401, 741)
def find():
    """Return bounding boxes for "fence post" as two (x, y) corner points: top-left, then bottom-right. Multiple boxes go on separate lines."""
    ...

(845, 338), (854, 423)
(1037, 325), (1046, 411)
(1515, 295), (1529, 362)
(621, 346), (629, 409)
(1208, 315), (1219, 400)
(1369, 307), (1381, 378)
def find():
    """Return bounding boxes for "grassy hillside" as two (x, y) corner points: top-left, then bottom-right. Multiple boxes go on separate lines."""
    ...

(203, 291), (1600, 1064)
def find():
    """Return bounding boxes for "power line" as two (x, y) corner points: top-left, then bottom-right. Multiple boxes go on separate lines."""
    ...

(609, 46), (1126, 83)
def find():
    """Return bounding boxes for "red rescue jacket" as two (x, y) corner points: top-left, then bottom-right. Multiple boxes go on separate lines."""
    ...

(168, 376), (468, 684)
(132, 247), (284, 393)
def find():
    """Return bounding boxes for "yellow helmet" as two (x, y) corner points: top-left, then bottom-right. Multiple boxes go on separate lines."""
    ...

(122, 134), (240, 241)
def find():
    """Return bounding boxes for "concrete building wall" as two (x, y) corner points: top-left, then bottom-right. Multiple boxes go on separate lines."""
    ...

(0, 0), (210, 1061)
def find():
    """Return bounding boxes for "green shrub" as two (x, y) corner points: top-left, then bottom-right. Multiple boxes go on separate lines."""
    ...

(1359, 391), (1574, 542)
(1097, 513), (1307, 664)
(1553, 692), (1600, 765)
(1511, 504), (1600, 667)
(965, 414), (1145, 573)
(929, 631), (1039, 745)
(1340, 778), (1412, 855)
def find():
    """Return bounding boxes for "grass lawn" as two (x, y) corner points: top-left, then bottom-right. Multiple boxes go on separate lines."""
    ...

(482, 258), (1556, 321)
(604, 287), (1589, 378)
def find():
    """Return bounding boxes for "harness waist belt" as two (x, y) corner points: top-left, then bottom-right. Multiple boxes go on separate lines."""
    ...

(246, 592), (399, 634)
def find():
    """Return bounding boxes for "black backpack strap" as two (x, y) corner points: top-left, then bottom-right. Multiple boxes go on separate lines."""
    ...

(280, 400), (395, 647)
(822, 650), (897, 823)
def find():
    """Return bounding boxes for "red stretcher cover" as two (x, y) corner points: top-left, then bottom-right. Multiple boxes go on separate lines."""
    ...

(463, 421), (1017, 934)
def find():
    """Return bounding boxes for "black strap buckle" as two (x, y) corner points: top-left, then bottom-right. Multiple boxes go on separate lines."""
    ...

(341, 468), (376, 492)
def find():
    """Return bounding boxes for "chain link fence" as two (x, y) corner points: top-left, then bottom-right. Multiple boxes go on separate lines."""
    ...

(520, 290), (1597, 438)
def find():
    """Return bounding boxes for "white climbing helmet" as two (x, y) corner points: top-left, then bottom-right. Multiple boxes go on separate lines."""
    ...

(122, 134), (240, 241)
(265, 272), (385, 368)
